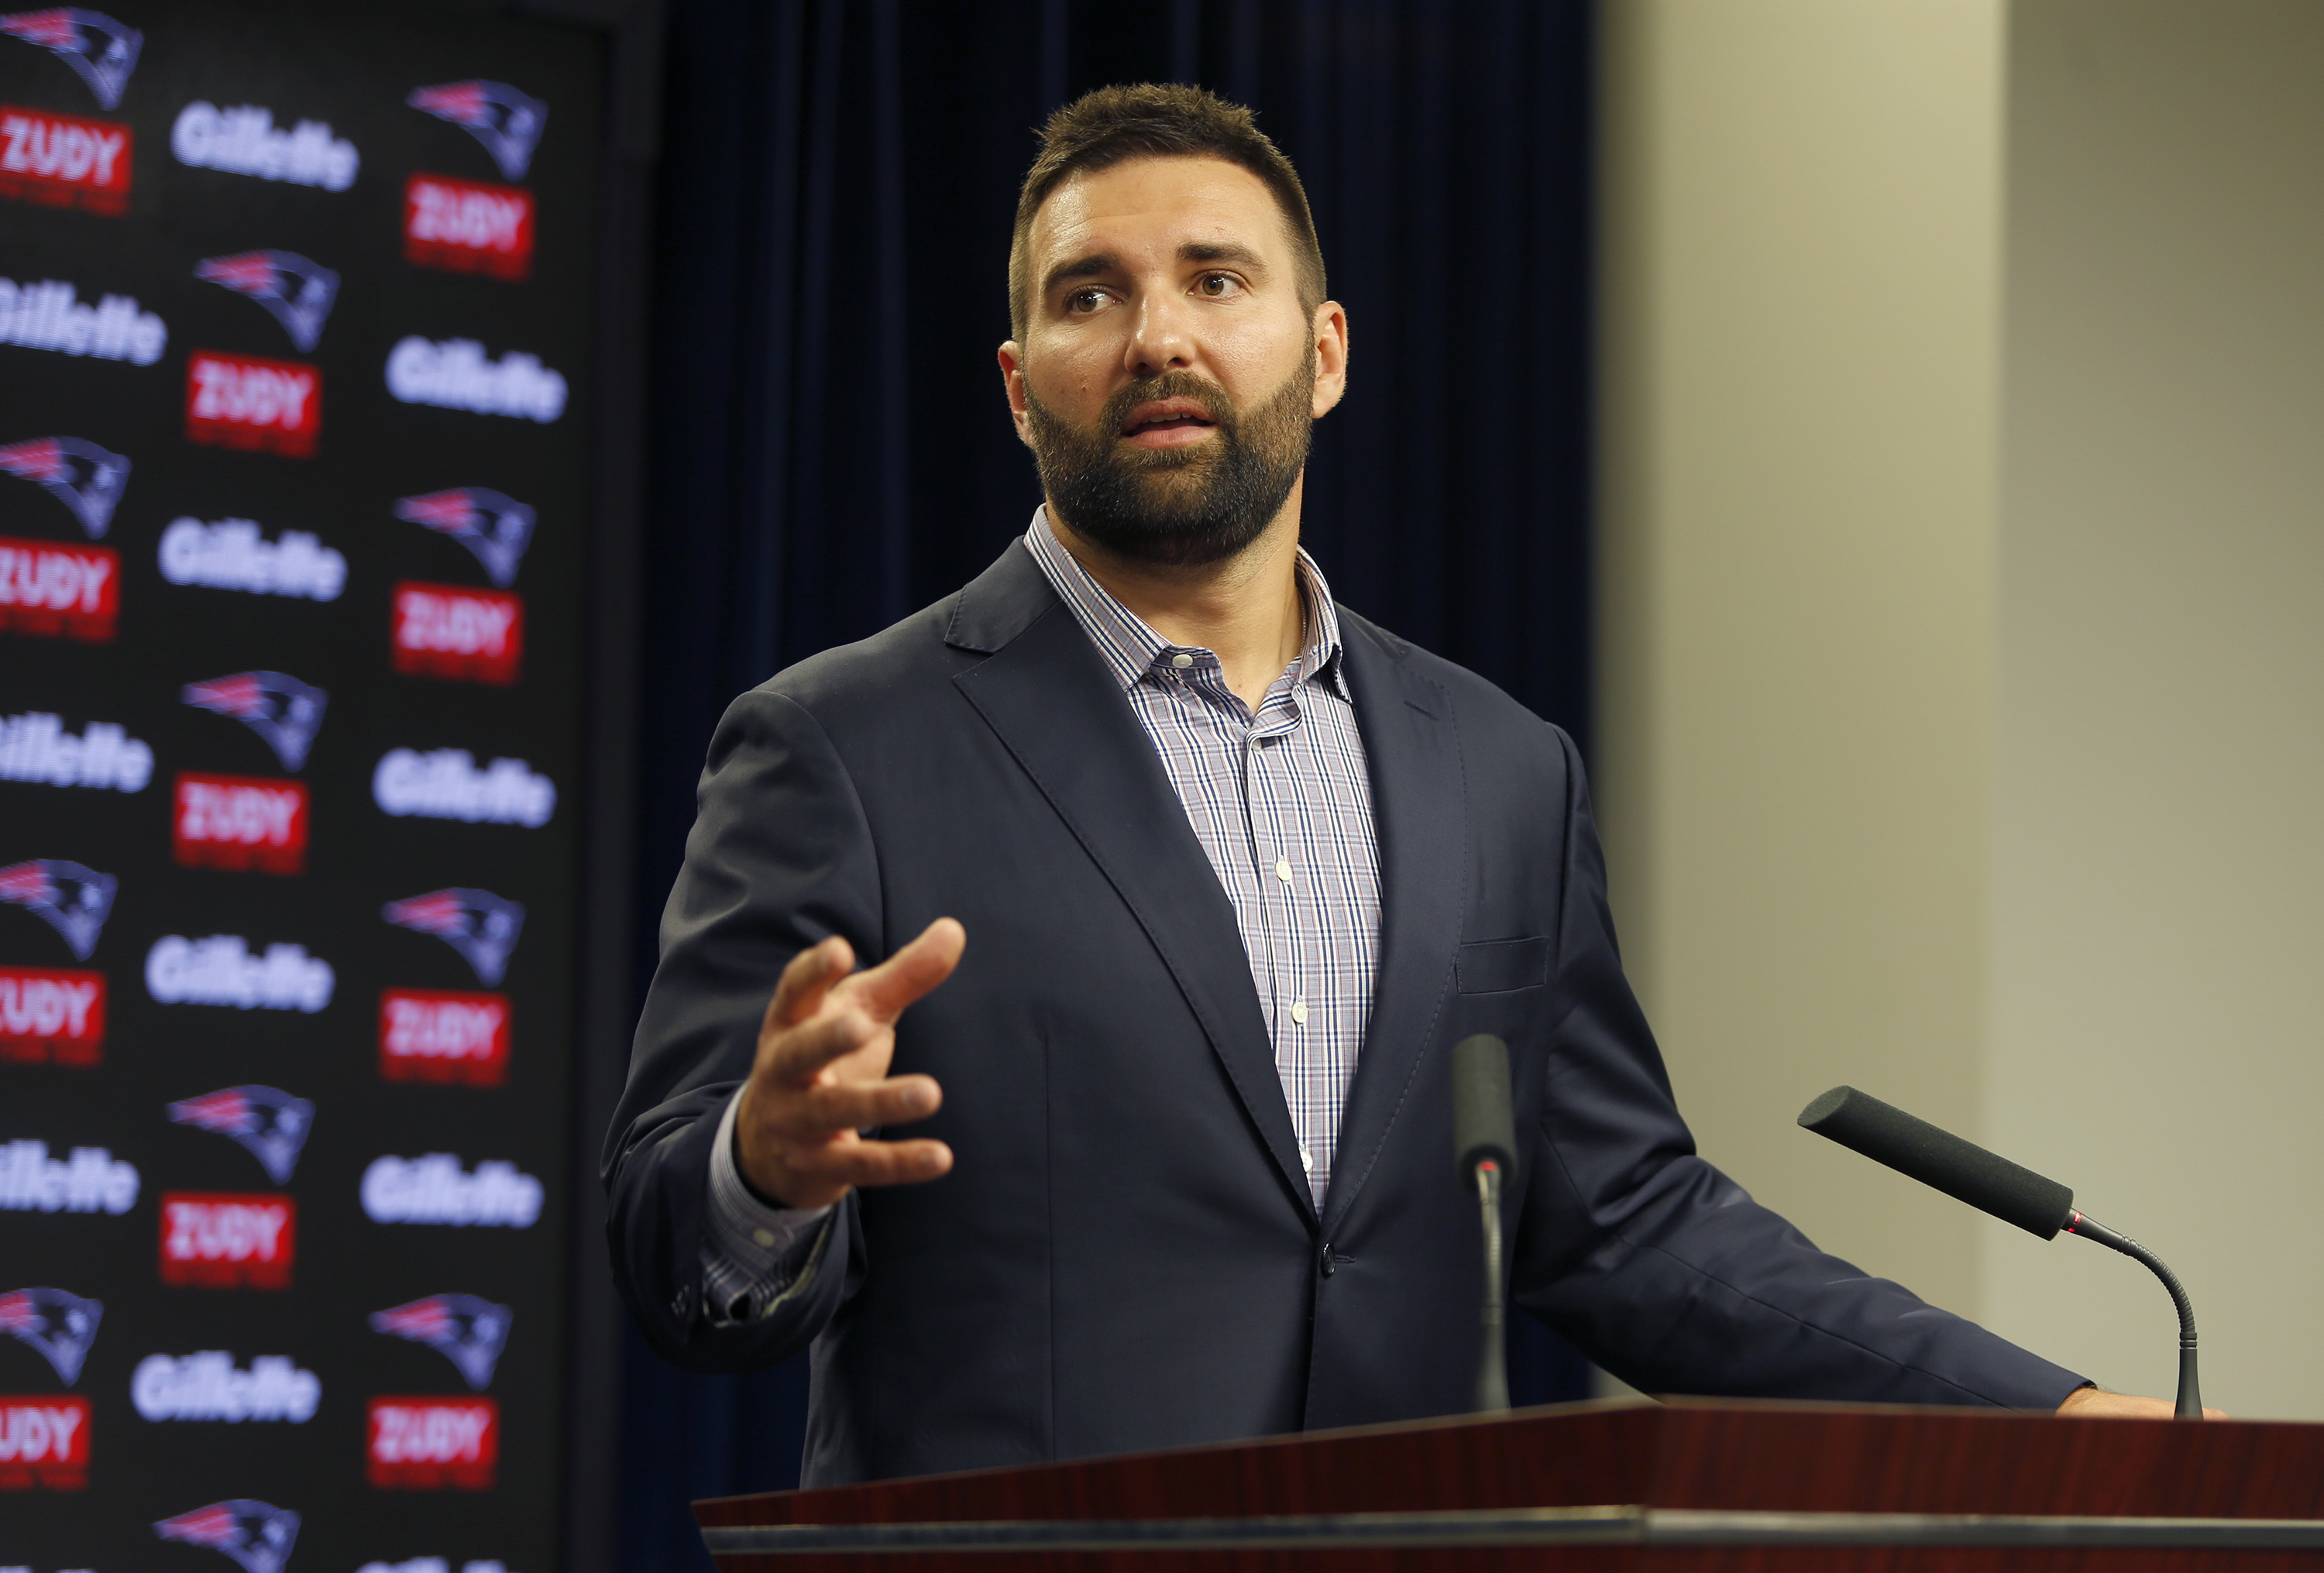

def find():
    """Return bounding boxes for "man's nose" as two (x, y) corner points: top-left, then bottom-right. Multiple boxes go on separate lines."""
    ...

(1122, 289), (1194, 376)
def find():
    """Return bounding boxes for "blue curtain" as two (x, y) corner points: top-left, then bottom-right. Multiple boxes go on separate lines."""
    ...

(618, 2), (1597, 1564)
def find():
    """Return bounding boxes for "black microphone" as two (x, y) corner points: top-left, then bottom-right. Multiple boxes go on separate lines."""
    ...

(1452, 1034), (1515, 1413)
(1799, 1085), (2201, 1418)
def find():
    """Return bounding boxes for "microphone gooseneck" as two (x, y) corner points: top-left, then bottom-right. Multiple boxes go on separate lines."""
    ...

(1452, 1035), (1516, 1413)
(1798, 1084), (2203, 1420)
(2065, 1210), (2202, 1420)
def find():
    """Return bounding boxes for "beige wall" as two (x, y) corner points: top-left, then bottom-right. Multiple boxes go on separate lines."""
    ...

(1597, 0), (2324, 1417)
(1596, 0), (2006, 1324)
(1984, 0), (2324, 1417)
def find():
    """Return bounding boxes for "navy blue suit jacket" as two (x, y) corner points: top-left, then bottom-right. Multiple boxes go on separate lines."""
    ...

(604, 542), (2082, 1486)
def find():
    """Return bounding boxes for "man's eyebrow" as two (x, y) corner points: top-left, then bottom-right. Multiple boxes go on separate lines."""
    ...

(1181, 240), (1268, 271)
(1041, 252), (1119, 299)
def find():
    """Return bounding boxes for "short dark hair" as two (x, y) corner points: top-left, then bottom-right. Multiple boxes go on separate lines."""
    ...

(1009, 83), (1327, 343)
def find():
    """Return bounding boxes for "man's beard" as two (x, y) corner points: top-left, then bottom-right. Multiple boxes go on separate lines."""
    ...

(1024, 358), (1315, 569)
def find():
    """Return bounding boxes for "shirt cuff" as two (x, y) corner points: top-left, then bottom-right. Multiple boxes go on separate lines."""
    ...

(701, 1087), (835, 1324)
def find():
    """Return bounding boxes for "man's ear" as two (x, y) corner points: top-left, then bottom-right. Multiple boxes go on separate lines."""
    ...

(997, 342), (1035, 448)
(1310, 302), (1349, 419)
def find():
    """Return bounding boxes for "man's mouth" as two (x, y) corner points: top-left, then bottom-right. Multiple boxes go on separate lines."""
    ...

(1120, 397), (1220, 445)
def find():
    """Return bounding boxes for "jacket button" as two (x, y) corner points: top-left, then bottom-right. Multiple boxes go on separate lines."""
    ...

(1319, 1244), (1336, 1278)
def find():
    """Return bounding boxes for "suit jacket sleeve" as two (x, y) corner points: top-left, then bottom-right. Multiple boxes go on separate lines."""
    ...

(1511, 727), (2086, 1409)
(603, 686), (875, 1371)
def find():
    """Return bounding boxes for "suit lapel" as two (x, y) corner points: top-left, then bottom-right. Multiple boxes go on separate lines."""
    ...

(947, 548), (1317, 1221)
(1322, 621), (1466, 1238)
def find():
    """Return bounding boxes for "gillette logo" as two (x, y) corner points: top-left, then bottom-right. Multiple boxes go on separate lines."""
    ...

(367, 1396), (497, 1489)
(173, 99), (356, 190)
(383, 889), (524, 986)
(159, 1195), (294, 1288)
(380, 990), (508, 1085)
(393, 582), (522, 684)
(160, 517), (345, 601)
(0, 104), (127, 213)
(132, 1351), (317, 1423)
(0, 1395), (88, 1489)
(374, 749), (555, 827)
(406, 173), (533, 280)
(0, 1286), (101, 1384)
(173, 774), (308, 874)
(147, 936), (332, 1013)
(194, 251), (337, 354)
(0, 967), (103, 1065)
(0, 713), (150, 791)
(0, 9), (139, 108)
(0, 276), (163, 362)
(154, 1499), (301, 1573)
(0, 537), (115, 640)
(187, 349), (318, 456)
(386, 337), (566, 422)
(0, 1142), (136, 1214)
(361, 1155), (541, 1228)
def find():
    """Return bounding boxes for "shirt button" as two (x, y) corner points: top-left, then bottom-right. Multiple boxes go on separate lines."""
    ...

(1274, 858), (1292, 883)
(1170, 652), (1194, 668)
(1291, 998), (1309, 1025)
(752, 1228), (777, 1248)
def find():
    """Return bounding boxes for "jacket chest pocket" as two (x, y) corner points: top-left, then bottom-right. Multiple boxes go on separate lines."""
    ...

(1455, 936), (1551, 994)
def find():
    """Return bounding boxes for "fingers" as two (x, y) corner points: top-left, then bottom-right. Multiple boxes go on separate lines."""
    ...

(782, 1136), (953, 1190)
(761, 935), (855, 1036)
(770, 1073), (940, 1138)
(841, 917), (966, 1023)
(761, 1005), (881, 1087)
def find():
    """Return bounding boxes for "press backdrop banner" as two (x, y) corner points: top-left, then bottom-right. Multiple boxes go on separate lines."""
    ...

(0, 2), (602, 1568)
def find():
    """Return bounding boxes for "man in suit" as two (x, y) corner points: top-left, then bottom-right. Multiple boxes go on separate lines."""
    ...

(606, 84), (2188, 1489)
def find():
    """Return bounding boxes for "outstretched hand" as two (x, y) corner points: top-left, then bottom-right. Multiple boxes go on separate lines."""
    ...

(733, 918), (966, 1211)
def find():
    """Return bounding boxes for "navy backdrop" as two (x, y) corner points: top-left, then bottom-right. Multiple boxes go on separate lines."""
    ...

(615, 2), (1597, 1564)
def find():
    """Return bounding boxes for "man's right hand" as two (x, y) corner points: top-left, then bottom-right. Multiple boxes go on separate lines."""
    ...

(733, 918), (965, 1211)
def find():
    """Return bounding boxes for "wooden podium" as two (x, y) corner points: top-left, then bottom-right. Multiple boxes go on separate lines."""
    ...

(694, 1398), (2324, 1568)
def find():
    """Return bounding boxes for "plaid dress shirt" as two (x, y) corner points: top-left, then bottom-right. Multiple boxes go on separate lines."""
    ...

(700, 508), (1381, 1321)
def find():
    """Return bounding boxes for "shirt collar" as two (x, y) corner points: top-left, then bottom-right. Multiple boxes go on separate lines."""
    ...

(1023, 506), (1348, 696)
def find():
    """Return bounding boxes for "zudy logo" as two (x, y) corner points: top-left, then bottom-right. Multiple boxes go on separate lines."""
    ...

(0, 102), (129, 212)
(0, 966), (103, 1065)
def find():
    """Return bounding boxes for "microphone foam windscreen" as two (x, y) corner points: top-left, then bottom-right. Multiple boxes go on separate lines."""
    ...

(1798, 1085), (2073, 1239)
(1452, 1034), (1517, 1179)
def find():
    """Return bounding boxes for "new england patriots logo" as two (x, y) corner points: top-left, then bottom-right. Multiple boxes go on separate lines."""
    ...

(407, 79), (546, 180)
(182, 671), (328, 771)
(167, 1086), (314, 1185)
(370, 1293), (511, 1390)
(392, 488), (534, 587)
(0, 1286), (101, 1385)
(0, 859), (115, 960)
(154, 1499), (301, 1573)
(383, 888), (524, 986)
(0, 435), (129, 538)
(0, 9), (140, 108)
(194, 251), (339, 355)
